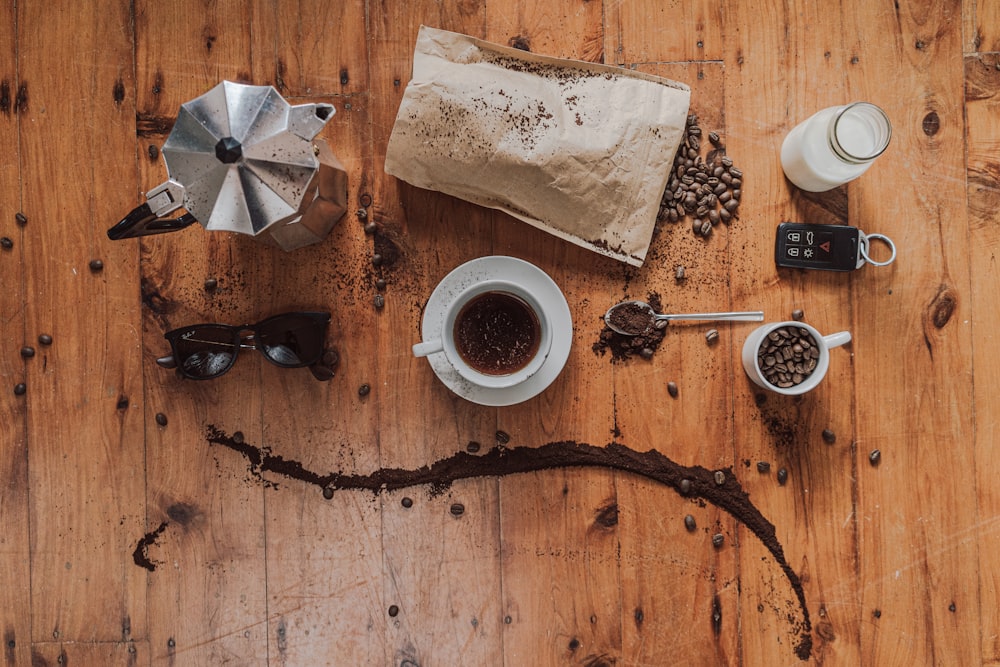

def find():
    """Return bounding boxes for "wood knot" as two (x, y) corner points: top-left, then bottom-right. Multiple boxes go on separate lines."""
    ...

(922, 111), (940, 136)
(593, 502), (619, 529)
(928, 284), (958, 329)
(815, 621), (836, 642)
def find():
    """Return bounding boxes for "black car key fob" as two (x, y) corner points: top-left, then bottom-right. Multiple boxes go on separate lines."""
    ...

(775, 222), (896, 271)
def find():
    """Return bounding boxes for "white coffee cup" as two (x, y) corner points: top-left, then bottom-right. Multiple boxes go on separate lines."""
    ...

(741, 321), (851, 395)
(412, 280), (552, 389)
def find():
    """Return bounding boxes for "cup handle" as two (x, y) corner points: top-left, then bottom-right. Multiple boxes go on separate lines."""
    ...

(412, 339), (444, 358)
(823, 331), (852, 349)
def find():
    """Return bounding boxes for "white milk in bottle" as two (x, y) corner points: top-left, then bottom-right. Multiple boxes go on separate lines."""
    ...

(780, 102), (892, 192)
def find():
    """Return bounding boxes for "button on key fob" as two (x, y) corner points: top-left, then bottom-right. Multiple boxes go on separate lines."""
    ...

(775, 222), (861, 271)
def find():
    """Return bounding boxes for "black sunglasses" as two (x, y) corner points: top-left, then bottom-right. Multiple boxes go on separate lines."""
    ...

(156, 311), (333, 381)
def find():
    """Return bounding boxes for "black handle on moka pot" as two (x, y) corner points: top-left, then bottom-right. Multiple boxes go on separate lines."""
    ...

(107, 179), (197, 240)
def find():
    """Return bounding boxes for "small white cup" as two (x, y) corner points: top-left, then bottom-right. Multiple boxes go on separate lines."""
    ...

(741, 321), (851, 395)
(413, 280), (552, 389)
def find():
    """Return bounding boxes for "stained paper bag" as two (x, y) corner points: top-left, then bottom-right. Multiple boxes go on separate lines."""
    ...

(385, 26), (691, 266)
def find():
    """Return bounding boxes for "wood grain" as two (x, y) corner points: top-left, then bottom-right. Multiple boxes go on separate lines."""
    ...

(2, 1), (996, 665)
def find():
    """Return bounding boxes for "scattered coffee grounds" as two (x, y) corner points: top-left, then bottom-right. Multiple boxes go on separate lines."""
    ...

(606, 301), (654, 335)
(657, 114), (743, 238)
(454, 292), (540, 375)
(821, 429), (836, 444)
(756, 327), (820, 389)
(593, 293), (667, 362)
(201, 425), (813, 660)
(132, 521), (168, 571)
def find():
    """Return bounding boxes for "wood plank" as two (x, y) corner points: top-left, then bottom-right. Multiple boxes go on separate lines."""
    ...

(966, 50), (1000, 665)
(133, 2), (269, 664)
(611, 60), (740, 665)
(0, 1), (30, 664)
(479, 10), (623, 664)
(18, 1), (147, 644)
(845, 0), (980, 664)
(367, 8), (504, 666)
(252, 88), (386, 664)
(721, 1), (862, 664)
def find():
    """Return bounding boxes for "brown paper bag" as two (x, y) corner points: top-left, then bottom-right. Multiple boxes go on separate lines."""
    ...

(385, 26), (691, 266)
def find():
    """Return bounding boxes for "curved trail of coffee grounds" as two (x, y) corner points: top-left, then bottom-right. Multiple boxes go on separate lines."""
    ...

(204, 425), (812, 660)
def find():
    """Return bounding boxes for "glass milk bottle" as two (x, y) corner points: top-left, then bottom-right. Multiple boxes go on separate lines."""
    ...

(780, 102), (892, 192)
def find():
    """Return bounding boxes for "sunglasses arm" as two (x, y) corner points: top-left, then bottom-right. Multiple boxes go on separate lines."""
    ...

(156, 354), (178, 369)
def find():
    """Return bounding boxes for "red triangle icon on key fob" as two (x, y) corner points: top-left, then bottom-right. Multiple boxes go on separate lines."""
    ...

(819, 241), (831, 253)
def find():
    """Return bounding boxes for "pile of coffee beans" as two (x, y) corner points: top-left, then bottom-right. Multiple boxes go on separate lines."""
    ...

(756, 326), (820, 388)
(657, 114), (743, 238)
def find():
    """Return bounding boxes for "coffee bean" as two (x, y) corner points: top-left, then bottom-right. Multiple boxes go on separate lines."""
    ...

(679, 478), (692, 495)
(0, 237), (12, 249)
(869, 449), (881, 466)
(401, 497), (413, 508)
(700, 220), (712, 236)
(639, 347), (654, 359)
(148, 144), (159, 160)
(15, 212), (27, 226)
(756, 461), (771, 473)
(155, 412), (168, 426)
(374, 294), (385, 310)
(450, 503), (465, 517)
(467, 441), (481, 453)
(38, 334), (52, 346)
(705, 329), (719, 345)
(371, 253), (383, 267)
(684, 514), (696, 532)
(203, 278), (218, 291)
(355, 207), (368, 221)
(777, 468), (788, 485)
(375, 278), (387, 290)
(496, 430), (510, 445)
(708, 131), (721, 146)
(13, 383), (26, 396)
(724, 199), (740, 213)
(364, 222), (377, 235)
(821, 428), (836, 444)
(322, 486), (334, 499)
(720, 156), (733, 168)
(358, 383), (371, 397)
(712, 533), (724, 548)
(20, 346), (35, 358)
(89, 259), (104, 272)
(791, 309), (804, 321)
(714, 470), (725, 486)
(388, 605), (399, 617)
(667, 381), (678, 398)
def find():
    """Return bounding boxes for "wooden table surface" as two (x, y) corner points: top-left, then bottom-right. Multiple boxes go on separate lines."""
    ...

(2, 1), (998, 665)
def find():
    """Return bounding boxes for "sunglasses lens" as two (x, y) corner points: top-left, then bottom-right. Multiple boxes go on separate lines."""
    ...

(171, 325), (239, 379)
(256, 314), (327, 367)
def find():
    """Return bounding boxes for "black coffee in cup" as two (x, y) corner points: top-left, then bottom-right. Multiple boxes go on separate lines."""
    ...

(453, 291), (540, 375)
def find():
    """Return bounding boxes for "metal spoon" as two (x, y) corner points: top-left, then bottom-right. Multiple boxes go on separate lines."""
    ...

(604, 300), (764, 336)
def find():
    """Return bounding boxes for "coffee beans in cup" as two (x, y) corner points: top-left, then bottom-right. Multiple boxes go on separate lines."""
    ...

(453, 291), (540, 375)
(756, 326), (820, 389)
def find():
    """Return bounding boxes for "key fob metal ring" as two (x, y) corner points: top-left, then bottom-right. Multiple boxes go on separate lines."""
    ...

(858, 232), (897, 267)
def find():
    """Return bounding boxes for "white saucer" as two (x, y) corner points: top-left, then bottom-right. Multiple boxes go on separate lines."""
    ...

(419, 256), (572, 406)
